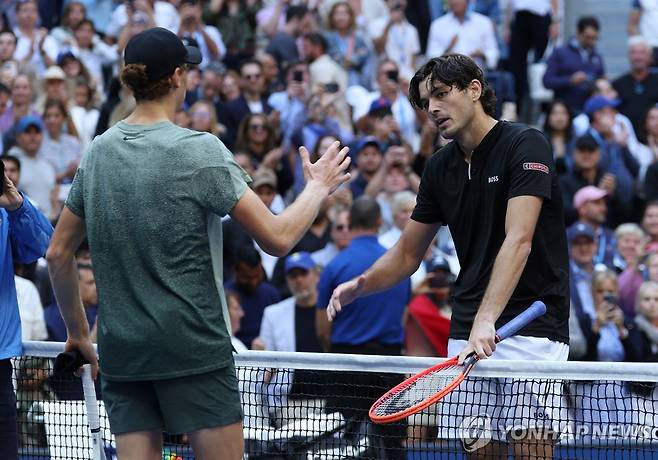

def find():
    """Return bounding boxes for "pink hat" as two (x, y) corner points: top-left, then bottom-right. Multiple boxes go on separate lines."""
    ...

(573, 186), (608, 209)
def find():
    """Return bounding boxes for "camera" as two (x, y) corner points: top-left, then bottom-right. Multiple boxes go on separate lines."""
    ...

(603, 294), (618, 305)
(386, 70), (399, 82)
(293, 70), (304, 82)
(429, 272), (455, 289)
(325, 82), (339, 93)
(392, 2), (403, 11)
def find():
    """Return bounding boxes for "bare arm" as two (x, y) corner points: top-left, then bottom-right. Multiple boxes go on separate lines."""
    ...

(46, 207), (99, 377)
(259, 0), (284, 39)
(327, 219), (439, 319)
(628, 9), (641, 36)
(458, 195), (542, 362)
(231, 142), (351, 257)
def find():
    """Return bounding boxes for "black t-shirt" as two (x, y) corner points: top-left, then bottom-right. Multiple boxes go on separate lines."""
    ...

(411, 121), (570, 344)
(291, 305), (324, 398)
(612, 73), (658, 143)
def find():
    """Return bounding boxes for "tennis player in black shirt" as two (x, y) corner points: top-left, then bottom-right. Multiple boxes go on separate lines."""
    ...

(327, 54), (570, 457)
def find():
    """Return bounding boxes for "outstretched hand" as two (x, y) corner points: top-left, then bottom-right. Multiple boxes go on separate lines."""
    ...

(299, 141), (351, 195)
(327, 275), (366, 321)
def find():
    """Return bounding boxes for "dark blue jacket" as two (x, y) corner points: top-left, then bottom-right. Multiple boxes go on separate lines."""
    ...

(543, 38), (605, 112)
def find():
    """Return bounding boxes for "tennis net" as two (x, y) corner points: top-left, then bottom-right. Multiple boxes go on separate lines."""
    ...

(14, 341), (658, 459)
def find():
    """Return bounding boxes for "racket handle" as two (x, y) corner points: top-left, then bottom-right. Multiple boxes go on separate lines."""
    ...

(495, 301), (547, 342)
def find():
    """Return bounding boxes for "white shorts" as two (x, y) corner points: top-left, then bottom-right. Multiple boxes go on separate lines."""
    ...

(412, 336), (569, 446)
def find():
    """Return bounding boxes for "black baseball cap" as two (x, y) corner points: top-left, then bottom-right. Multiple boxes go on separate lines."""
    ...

(124, 27), (202, 81)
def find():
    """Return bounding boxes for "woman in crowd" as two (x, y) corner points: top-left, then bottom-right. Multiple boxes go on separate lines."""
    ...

(641, 106), (658, 201)
(49, 1), (87, 49)
(235, 113), (292, 194)
(626, 281), (658, 361)
(220, 71), (242, 103)
(188, 100), (221, 137)
(542, 100), (573, 174)
(583, 269), (628, 361)
(40, 99), (81, 184)
(325, 1), (373, 89)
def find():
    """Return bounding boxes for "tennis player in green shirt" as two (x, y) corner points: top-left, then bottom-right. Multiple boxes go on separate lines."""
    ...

(46, 27), (350, 460)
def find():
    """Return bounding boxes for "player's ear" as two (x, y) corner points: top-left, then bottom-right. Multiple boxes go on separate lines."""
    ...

(469, 79), (482, 102)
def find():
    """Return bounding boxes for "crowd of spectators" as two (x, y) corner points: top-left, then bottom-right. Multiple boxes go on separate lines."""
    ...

(3, 0), (658, 441)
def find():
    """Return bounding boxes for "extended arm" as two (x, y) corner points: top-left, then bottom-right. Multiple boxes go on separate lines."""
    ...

(327, 219), (439, 319)
(231, 142), (350, 257)
(45, 207), (98, 376)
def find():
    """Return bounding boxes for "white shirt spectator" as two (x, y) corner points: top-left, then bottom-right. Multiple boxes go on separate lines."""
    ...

(12, 28), (59, 76)
(367, 16), (421, 81)
(426, 11), (499, 69)
(40, 132), (81, 176)
(71, 38), (119, 91)
(8, 147), (56, 217)
(180, 26), (226, 69)
(70, 105), (100, 154)
(633, 0), (658, 48)
(106, 1), (180, 38)
(14, 275), (48, 341)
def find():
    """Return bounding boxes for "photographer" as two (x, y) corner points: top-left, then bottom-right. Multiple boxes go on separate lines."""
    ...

(583, 269), (629, 361)
(177, 0), (226, 69)
(0, 158), (53, 459)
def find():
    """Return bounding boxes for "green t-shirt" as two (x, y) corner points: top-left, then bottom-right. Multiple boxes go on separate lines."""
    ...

(66, 121), (250, 381)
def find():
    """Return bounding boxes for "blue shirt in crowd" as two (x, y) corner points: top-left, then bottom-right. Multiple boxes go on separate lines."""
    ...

(43, 303), (98, 343)
(225, 279), (280, 348)
(0, 197), (53, 360)
(317, 235), (410, 346)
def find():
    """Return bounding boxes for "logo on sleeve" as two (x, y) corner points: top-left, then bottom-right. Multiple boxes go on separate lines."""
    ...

(523, 162), (549, 174)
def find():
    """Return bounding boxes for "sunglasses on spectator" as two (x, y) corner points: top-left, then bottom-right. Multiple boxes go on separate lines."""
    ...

(334, 224), (348, 231)
(244, 73), (262, 80)
(249, 124), (266, 132)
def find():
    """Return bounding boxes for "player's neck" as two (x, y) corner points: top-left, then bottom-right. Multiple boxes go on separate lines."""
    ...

(456, 113), (498, 154)
(125, 98), (177, 125)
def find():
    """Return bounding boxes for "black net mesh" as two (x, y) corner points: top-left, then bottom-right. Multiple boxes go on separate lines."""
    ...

(12, 355), (658, 459)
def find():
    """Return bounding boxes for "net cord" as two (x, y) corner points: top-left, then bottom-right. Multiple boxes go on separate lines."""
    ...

(22, 341), (658, 382)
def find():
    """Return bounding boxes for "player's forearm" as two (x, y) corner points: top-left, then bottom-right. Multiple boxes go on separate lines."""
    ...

(361, 239), (421, 296)
(266, 180), (330, 256)
(476, 232), (532, 324)
(47, 253), (90, 339)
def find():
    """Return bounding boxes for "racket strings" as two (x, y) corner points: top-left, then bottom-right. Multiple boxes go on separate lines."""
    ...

(372, 364), (463, 416)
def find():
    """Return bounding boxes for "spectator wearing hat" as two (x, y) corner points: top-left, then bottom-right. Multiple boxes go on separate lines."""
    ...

(361, 97), (402, 151)
(34, 66), (68, 113)
(570, 185), (616, 270)
(254, 251), (325, 426)
(543, 16), (604, 114)
(585, 95), (640, 225)
(7, 116), (56, 219)
(349, 136), (383, 199)
(406, 255), (454, 358)
(613, 36), (658, 144)
(427, 0), (499, 71)
(177, 0), (225, 70)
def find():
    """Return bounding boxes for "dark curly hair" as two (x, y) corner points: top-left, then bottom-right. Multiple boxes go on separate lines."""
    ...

(120, 63), (176, 102)
(409, 54), (497, 118)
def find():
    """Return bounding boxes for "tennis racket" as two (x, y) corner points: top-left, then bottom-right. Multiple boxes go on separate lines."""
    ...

(54, 350), (107, 460)
(369, 301), (547, 424)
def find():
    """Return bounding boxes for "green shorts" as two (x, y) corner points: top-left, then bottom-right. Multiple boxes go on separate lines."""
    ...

(101, 362), (243, 435)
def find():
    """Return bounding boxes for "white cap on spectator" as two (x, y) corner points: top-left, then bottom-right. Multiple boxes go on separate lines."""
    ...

(43, 66), (66, 81)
